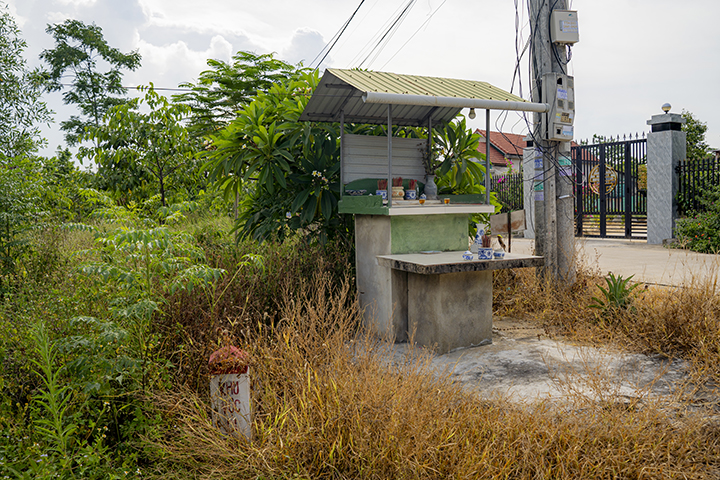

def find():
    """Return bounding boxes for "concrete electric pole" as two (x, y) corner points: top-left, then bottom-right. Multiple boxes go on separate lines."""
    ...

(527, 0), (577, 283)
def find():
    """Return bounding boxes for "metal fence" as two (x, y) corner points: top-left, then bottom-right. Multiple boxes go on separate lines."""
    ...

(491, 172), (523, 213)
(676, 157), (720, 215)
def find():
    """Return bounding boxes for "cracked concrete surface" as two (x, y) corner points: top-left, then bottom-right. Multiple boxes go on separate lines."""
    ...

(388, 317), (688, 403)
(378, 238), (716, 404)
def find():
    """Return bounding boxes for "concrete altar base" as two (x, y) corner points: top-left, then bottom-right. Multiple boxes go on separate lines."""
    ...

(408, 270), (493, 354)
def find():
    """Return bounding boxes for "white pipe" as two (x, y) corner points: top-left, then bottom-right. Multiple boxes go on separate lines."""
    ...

(362, 91), (550, 113)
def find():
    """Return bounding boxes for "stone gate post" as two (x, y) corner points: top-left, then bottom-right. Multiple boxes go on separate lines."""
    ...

(522, 137), (538, 239)
(646, 111), (686, 245)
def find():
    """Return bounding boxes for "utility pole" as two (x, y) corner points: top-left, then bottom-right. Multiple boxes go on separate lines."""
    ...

(528, 0), (576, 283)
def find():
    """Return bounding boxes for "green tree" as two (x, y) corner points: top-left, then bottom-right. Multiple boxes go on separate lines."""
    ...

(682, 109), (710, 161)
(433, 118), (487, 187)
(82, 85), (197, 207)
(40, 19), (141, 146)
(205, 68), (347, 242)
(174, 51), (296, 138)
(205, 68), (497, 243)
(40, 147), (94, 221)
(0, 5), (53, 296)
(0, 5), (51, 158)
(0, 156), (44, 296)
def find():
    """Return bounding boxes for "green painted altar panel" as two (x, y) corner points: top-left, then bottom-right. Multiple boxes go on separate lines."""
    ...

(390, 215), (468, 254)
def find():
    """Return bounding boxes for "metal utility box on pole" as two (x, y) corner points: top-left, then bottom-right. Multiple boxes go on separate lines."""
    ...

(528, 0), (577, 283)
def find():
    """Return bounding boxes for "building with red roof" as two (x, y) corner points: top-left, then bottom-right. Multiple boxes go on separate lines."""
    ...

(474, 129), (527, 175)
(475, 129), (582, 175)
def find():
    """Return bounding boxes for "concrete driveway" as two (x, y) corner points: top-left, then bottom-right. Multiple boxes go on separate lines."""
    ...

(510, 237), (720, 286)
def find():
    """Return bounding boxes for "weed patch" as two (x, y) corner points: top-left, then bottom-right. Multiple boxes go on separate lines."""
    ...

(150, 272), (720, 479)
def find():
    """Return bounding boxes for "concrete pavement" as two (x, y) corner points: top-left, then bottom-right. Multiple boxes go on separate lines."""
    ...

(385, 236), (713, 403)
(509, 237), (720, 286)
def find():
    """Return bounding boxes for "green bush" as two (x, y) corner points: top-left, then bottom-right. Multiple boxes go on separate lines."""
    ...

(675, 183), (720, 253)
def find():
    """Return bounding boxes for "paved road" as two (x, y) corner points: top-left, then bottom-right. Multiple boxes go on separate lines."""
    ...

(509, 237), (720, 286)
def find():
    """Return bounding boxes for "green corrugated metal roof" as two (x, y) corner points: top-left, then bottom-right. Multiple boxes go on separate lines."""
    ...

(299, 68), (525, 127)
(328, 69), (525, 103)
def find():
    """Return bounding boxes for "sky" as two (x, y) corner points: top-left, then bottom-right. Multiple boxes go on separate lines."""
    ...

(6, 0), (720, 158)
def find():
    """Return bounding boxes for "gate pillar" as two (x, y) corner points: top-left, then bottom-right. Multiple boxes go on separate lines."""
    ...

(522, 137), (538, 239)
(646, 111), (686, 245)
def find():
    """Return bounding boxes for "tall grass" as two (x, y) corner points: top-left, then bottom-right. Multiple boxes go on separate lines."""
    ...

(493, 260), (720, 386)
(150, 272), (720, 479)
(156, 228), (355, 392)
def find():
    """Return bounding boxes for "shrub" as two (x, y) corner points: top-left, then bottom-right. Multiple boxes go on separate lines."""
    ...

(675, 183), (720, 253)
(588, 273), (642, 316)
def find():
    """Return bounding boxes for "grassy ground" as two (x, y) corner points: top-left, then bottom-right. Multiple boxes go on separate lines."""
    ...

(148, 251), (720, 479)
(4, 222), (720, 479)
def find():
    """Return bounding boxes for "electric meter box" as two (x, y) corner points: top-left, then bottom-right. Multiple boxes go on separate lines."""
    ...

(550, 10), (579, 45)
(542, 73), (575, 142)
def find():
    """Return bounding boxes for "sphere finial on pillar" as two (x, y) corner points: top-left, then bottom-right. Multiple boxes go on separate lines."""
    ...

(662, 103), (671, 114)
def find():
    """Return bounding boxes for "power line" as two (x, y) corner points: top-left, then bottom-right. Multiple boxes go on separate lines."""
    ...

(334, 0), (382, 55)
(55, 82), (193, 92)
(349, 1), (407, 66)
(358, 0), (416, 69)
(310, 0), (366, 69)
(380, 0), (447, 69)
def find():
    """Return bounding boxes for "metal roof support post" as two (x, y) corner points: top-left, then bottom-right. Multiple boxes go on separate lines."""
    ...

(486, 109), (491, 205)
(387, 104), (393, 208)
(427, 115), (433, 170)
(340, 111), (344, 197)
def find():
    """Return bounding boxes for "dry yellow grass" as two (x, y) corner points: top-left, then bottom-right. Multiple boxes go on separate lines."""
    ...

(494, 262), (720, 387)
(149, 271), (720, 479)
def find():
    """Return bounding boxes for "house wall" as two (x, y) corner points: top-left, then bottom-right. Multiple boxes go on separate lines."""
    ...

(491, 156), (521, 176)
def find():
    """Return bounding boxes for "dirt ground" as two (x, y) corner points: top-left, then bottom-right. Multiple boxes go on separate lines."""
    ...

(389, 316), (689, 404)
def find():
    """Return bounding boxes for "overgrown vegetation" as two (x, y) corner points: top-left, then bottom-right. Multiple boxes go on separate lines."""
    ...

(4, 5), (720, 478)
(150, 272), (720, 479)
(675, 182), (720, 253)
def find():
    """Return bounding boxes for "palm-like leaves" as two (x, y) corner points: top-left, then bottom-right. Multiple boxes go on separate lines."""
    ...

(589, 273), (642, 312)
(434, 118), (484, 186)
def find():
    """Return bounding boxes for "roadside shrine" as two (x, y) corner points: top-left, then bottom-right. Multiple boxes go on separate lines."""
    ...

(300, 69), (545, 353)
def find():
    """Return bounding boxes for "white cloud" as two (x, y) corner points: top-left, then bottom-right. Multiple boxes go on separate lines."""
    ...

(55, 0), (97, 6)
(45, 11), (71, 24)
(129, 34), (233, 89)
(282, 28), (326, 67)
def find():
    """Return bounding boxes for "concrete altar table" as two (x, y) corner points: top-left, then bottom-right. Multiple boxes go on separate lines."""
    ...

(376, 251), (544, 354)
(351, 201), (495, 346)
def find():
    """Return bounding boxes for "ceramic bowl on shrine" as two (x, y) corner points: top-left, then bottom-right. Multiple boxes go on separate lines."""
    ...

(478, 247), (493, 260)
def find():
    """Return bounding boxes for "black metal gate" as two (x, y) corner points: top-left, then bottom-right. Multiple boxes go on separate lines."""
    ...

(572, 138), (647, 238)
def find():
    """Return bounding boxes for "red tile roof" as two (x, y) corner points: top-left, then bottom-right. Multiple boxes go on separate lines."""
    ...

(475, 129), (581, 166)
(475, 129), (527, 166)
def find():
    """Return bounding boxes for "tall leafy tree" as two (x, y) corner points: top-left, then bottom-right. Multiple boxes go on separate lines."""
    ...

(82, 85), (197, 207)
(0, 5), (51, 158)
(682, 109), (710, 161)
(40, 19), (141, 146)
(174, 51), (296, 138)
(205, 68), (347, 242)
(0, 5), (52, 295)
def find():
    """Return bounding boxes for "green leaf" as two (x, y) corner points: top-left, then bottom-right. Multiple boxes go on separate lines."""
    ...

(301, 196), (318, 224)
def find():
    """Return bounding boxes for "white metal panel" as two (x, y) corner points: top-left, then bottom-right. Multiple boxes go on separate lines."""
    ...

(342, 134), (427, 184)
